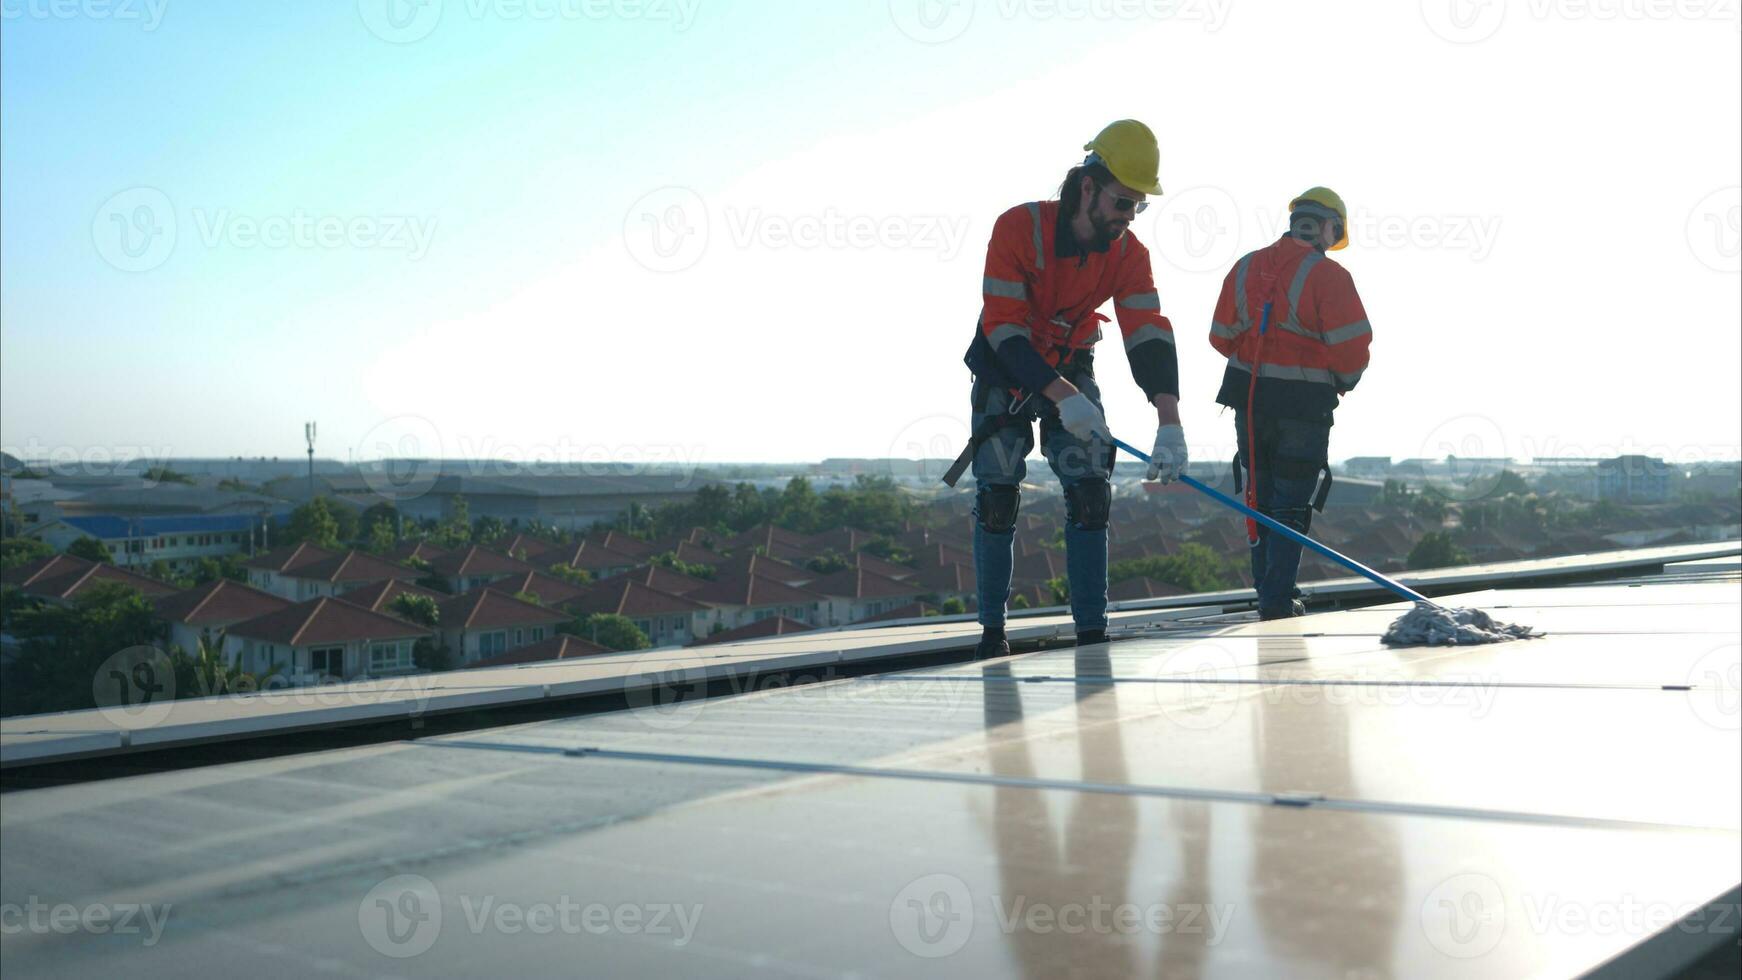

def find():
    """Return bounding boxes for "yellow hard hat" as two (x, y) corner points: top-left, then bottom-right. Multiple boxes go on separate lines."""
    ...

(1289, 186), (1349, 250)
(1083, 120), (1163, 196)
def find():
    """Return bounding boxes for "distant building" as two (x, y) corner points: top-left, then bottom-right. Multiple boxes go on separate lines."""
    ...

(1342, 456), (1393, 479)
(1597, 455), (1673, 504)
(35, 514), (269, 570)
(227, 596), (429, 683)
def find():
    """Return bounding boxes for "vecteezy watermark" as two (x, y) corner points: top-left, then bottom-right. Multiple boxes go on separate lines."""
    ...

(622, 186), (973, 272)
(885, 412), (974, 493)
(1, 439), (178, 479)
(1686, 642), (1741, 730)
(1421, 871), (1740, 959)
(0, 897), (172, 947)
(1415, 413), (1513, 501)
(357, 874), (702, 958)
(92, 187), (438, 272)
(888, 0), (1231, 44)
(1147, 197), (1502, 274)
(888, 873), (1235, 957)
(0, 0), (169, 29)
(1687, 186), (1741, 274)
(93, 646), (177, 730)
(1422, 0), (1741, 43)
(358, 0), (701, 42)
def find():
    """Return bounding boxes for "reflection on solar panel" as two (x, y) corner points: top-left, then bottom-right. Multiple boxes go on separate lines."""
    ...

(0, 552), (1737, 978)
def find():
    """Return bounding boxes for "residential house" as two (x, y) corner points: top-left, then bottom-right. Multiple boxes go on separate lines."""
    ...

(2, 554), (178, 605)
(227, 596), (430, 683)
(806, 567), (927, 625)
(483, 569), (590, 608)
(428, 546), (535, 593)
(471, 633), (613, 669)
(243, 543), (340, 598)
(689, 616), (814, 646)
(711, 552), (815, 587)
(543, 539), (641, 580)
(590, 565), (712, 597)
(153, 579), (292, 658)
(275, 550), (421, 601)
(342, 578), (450, 615)
(35, 513), (266, 571)
(685, 573), (824, 632)
(437, 589), (569, 665)
(569, 579), (717, 648)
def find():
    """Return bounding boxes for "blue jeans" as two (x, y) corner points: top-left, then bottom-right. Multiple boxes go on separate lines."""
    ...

(1235, 411), (1330, 610)
(971, 373), (1112, 632)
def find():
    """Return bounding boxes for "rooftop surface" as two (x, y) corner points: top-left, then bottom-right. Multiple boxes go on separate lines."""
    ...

(0, 550), (1736, 977)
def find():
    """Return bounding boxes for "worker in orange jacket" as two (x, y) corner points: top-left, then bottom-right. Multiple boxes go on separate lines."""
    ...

(954, 120), (1186, 658)
(1208, 187), (1373, 619)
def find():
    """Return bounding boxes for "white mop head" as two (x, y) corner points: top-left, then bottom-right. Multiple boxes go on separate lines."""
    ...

(1382, 602), (1540, 647)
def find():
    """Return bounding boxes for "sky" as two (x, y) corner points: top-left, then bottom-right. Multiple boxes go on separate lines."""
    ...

(2, 0), (1739, 471)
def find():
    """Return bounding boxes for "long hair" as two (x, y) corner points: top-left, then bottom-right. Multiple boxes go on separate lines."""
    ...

(1056, 161), (1114, 221)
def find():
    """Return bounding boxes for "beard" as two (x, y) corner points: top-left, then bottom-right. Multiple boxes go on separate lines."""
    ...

(1086, 205), (1130, 250)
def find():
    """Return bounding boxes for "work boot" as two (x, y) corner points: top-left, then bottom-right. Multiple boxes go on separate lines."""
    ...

(974, 627), (1010, 660)
(1257, 600), (1307, 621)
(1075, 628), (1108, 647)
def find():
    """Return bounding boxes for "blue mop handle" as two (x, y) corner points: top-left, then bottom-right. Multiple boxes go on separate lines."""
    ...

(1111, 437), (1439, 608)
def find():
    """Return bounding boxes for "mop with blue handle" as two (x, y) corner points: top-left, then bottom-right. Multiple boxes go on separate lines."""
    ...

(1110, 437), (1537, 645)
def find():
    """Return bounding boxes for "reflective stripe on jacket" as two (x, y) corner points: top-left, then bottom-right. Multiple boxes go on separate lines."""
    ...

(1208, 235), (1372, 423)
(975, 200), (1179, 400)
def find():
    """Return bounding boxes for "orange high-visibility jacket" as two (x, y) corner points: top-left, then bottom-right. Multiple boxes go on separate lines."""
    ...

(974, 200), (1179, 400)
(1208, 235), (1372, 423)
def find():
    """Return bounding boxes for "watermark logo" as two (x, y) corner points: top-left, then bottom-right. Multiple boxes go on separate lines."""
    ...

(1687, 643), (1740, 730)
(1687, 186), (1741, 273)
(621, 648), (711, 730)
(1416, 414), (1511, 501)
(92, 645), (176, 730)
(1149, 185), (1243, 274)
(355, 414), (446, 503)
(359, 874), (443, 958)
(358, 0), (443, 42)
(890, 872), (975, 957)
(886, 412), (974, 493)
(1422, 871), (1507, 957)
(1420, 0), (1507, 42)
(889, 0), (975, 42)
(1152, 643), (1242, 730)
(624, 186), (709, 273)
(93, 187), (177, 273)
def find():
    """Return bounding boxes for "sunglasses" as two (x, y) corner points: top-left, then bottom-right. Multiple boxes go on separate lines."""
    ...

(1097, 184), (1148, 215)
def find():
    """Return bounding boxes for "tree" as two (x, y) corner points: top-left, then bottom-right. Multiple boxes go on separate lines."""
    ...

(143, 466), (193, 485)
(546, 563), (592, 586)
(147, 559), (193, 589)
(1108, 544), (1239, 593)
(360, 502), (399, 539)
(66, 536), (114, 563)
(285, 498), (340, 549)
(437, 496), (471, 548)
(650, 552), (716, 579)
(3, 582), (166, 716)
(1477, 469), (1530, 500)
(1406, 531), (1469, 570)
(1010, 594), (1031, 610)
(389, 593), (440, 628)
(472, 515), (508, 546)
(939, 597), (966, 615)
(366, 518), (397, 555)
(512, 590), (543, 606)
(1045, 576), (1070, 605)
(329, 504), (360, 545)
(188, 555), (248, 586)
(805, 552), (850, 575)
(562, 613), (650, 651)
(413, 638), (453, 672)
(2, 537), (53, 571)
(171, 635), (272, 698)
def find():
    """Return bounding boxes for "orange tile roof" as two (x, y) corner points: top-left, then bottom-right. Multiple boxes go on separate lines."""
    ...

(154, 579), (293, 626)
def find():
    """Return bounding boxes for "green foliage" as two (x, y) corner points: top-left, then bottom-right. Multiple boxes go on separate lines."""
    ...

(437, 496), (471, 548)
(1477, 469), (1530, 500)
(1045, 576), (1070, 605)
(472, 515), (508, 546)
(360, 502), (399, 537)
(650, 552), (717, 580)
(366, 518), (397, 555)
(147, 559), (192, 589)
(217, 477), (257, 493)
(1410, 494), (1448, 523)
(2, 537), (53, 570)
(66, 536), (114, 563)
(285, 498), (341, 549)
(512, 590), (543, 606)
(189, 555), (248, 586)
(170, 635), (274, 698)
(939, 597), (966, 615)
(562, 613), (650, 651)
(805, 552), (850, 575)
(546, 563), (592, 586)
(1377, 479), (1415, 508)
(1010, 593), (1030, 610)
(2, 582), (167, 716)
(1407, 531), (1470, 570)
(644, 476), (916, 541)
(1107, 543), (1240, 593)
(389, 593), (440, 628)
(861, 535), (912, 565)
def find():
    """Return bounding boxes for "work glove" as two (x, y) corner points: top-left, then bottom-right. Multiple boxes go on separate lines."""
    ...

(1055, 393), (1111, 444)
(1147, 423), (1188, 484)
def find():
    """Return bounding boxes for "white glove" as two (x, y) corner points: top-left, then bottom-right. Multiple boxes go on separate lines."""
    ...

(1055, 393), (1110, 443)
(1147, 423), (1188, 483)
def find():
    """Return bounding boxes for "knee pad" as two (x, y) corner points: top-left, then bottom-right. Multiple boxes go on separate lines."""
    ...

(975, 484), (1021, 534)
(1272, 505), (1313, 534)
(1065, 479), (1112, 531)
